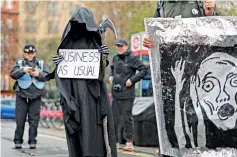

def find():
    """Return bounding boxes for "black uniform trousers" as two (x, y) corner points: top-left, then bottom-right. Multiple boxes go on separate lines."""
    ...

(112, 98), (134, 142)
(14, 94), (41, 144)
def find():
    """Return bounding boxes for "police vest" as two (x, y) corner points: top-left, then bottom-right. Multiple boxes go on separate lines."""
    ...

(17, 58), (45, 89)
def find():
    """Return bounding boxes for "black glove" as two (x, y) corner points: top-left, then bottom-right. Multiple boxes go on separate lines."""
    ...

(52, 54), (64, 64)
(99, 45), (110, 67)
(99, 45), (110, 57)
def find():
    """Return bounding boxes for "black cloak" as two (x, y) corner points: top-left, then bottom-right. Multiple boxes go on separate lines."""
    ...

(50, 8), (117, 157)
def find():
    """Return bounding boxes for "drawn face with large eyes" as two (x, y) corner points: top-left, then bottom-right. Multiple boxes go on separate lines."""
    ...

(196, 53), (237, 130)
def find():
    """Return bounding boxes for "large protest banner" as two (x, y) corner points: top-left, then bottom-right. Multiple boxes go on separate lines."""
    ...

(145, 17), (237, 156)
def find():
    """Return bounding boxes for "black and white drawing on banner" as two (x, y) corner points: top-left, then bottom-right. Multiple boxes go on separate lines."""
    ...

(145, 16), (237, 156)
(172, 52), (237, 149)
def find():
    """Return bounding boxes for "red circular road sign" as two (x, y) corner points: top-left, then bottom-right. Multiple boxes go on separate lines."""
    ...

(133, 36), (139, 50)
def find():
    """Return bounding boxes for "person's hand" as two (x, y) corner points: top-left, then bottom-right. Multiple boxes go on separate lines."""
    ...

(109, 76), (113, 84)
(23, 67), (33, 73)
(143, 36), (153, 48)
(99, 45), (110, 61)
(52, 54), (64, 64)
(126, 79), (133, 87)
(99, 45), (110, 55)
(29, 69), (39, 77)
(204, 0), (215, 16)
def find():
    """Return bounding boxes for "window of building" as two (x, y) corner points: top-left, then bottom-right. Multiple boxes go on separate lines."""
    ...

(117, 27), (121, 37)
(25, 39), (35, 45)
(1, 53), (9, 69)
(1, 21), (5, 32)
(4, 74), (9, 91)
(0, 36), (3, 49)
(70, 4), (80, 15)
(0, 75), (3, 90)
(25, 19), (36, 33)
(25, 1), (38, 14)
(0, 0), (4, 8)
(90, 8), (96, 15)
(1, 35), (10, 48)
(101, 12), (108, 21)
(0, 54), (3, 68)
(6, 19), (13, 29)
(5, 35), (9, 47)
(48, 2), (58, 16)
(6, 0), (13, 9)
(4, 54), (9, 68)
(113, 9), (120, 15)
(48, 21), (58, 34)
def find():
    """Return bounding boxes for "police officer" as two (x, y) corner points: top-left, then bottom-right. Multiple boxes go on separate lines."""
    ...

(109, 39), (148, 151)
(144, 0), (218, 48)
(10, 45), (49, 149)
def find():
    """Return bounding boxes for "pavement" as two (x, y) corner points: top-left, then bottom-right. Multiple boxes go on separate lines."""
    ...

(1, 119), (158, 157)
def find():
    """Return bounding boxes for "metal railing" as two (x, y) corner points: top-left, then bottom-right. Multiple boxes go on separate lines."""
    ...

(40, 98), (64, 130)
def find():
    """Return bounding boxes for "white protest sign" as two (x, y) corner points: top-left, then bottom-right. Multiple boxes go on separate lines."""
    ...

(57, 49), (101, 79)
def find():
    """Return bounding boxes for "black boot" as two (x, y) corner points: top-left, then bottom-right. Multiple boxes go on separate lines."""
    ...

(29, 144), (36, 149)
(15, 143), (22, 149)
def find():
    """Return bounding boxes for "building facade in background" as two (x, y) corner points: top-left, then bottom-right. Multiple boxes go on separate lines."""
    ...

(1, 0), (19, 98)
(18, 1), (85, 61)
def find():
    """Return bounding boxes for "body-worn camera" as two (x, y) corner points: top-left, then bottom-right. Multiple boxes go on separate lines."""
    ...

(113, 84), (122, 92)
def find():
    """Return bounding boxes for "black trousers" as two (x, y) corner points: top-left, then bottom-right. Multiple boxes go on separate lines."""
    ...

(14, 94), (41, 144)
(112, 98), (134, 142)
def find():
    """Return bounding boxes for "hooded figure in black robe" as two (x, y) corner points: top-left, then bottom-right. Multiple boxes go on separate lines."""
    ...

(47, 8), (117, 157)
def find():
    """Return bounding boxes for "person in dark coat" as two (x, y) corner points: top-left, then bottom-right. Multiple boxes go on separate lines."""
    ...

(143, 0), (217, 48)
(109, 39), (148, 151)
(47, 7), (117, 157)
(10, 44), (50, 149)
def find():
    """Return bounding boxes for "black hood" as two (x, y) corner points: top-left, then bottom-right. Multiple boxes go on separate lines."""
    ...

(70, 7), (98, 31)
(46, 7), (103, 80)
(60, 7), (100, 43)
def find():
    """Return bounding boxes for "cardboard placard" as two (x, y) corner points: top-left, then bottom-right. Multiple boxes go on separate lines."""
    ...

(57, 49), (101, 79)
